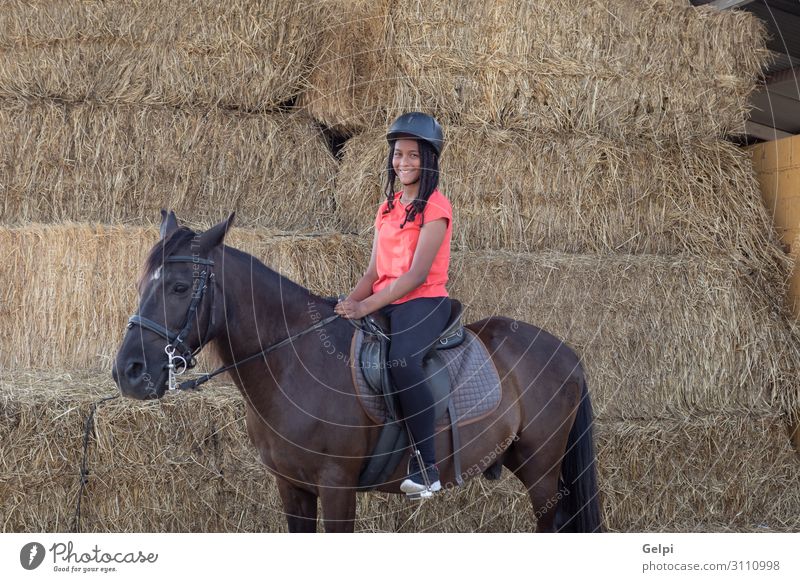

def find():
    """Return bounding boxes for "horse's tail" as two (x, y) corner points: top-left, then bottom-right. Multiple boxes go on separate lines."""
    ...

(554, 371), (603, 532)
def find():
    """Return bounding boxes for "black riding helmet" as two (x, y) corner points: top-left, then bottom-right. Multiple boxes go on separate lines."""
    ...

(387, 112), (444, 156)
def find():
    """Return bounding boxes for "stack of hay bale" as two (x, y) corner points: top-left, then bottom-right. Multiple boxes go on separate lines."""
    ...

(319, 0), (800, 530)
(0, 0), (340, 228)
(1, 0), (799, 532)
(0, 0), (347, 532)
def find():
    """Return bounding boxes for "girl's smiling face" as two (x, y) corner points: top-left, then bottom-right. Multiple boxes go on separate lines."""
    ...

(392, 139), (421, 187)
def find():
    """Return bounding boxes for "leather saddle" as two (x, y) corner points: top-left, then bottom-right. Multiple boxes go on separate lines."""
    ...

(356, 299), (466, 490)
(359, 299), (464, 421)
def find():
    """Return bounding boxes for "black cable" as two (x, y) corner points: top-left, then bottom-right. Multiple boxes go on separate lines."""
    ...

(72, 393), (119, 533)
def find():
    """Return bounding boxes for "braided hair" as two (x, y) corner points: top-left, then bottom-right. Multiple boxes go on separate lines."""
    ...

(382, 138), (440, 229)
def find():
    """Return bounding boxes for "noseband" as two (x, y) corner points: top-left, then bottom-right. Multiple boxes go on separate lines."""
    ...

(127, 256), (216, 390)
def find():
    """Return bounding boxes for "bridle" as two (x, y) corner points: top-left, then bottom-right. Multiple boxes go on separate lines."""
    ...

(126, 254), (340, 392)
(127, 255), (216, 391)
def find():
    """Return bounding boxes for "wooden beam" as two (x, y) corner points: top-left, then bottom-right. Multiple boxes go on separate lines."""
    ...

(765, 66), (800, 86)
(708, 0), (756, 9)
(745, 120), (793, 141)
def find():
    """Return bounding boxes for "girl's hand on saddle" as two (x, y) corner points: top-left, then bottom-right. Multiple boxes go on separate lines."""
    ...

(335, 297), (369, 320)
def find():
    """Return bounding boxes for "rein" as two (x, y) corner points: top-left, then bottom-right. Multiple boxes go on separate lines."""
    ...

(175, 312), (341, 391)
(126, 254), (342, 392)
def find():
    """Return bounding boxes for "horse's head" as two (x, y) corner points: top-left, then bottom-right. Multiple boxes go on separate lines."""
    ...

(112, 210), (234, 399)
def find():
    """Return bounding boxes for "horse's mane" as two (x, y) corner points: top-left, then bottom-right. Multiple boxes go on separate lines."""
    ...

(222, 245), (338, 310)
(138, 226), (338, 310)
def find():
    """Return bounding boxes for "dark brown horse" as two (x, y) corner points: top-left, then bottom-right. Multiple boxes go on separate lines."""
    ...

(113, 211), (602, 532)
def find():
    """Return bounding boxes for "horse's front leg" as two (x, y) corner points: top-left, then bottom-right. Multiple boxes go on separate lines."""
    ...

(275, 477), (319, 532)
(319, 486), (357, 533)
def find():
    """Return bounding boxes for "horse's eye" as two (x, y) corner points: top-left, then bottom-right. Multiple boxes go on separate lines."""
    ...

(173, 283), (189, 294)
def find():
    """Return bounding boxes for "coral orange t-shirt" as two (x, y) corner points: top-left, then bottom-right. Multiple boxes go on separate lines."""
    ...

(372, 189), (452, 304)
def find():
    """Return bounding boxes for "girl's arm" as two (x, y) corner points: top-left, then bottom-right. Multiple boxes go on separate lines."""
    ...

(345, 228), (380, 302)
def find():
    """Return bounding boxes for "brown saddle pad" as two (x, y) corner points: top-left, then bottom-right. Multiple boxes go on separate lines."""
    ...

(349, 327), (502, 430)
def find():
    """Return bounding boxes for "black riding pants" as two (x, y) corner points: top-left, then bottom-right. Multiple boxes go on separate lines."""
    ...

(380, 296), (451, 466)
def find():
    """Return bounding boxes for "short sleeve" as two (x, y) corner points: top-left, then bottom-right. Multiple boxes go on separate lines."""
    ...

(374, 204), (385, 231)
(423, 191), (452, 226)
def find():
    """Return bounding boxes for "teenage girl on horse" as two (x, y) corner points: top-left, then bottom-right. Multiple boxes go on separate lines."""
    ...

(116, 112), (602, 529)
(334, 112), (452, 497)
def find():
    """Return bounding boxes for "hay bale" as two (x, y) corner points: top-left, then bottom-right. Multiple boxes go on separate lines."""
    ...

(297, 0), (393, 134)
(368, 411), (800, 532)
(84, 385), (269, 532)
(0, 102), (337, 228)
(790, 234), (800, 319)
(2, 372), (798, 532)
(2, 225), (798, 419)
(0, 0), (320, 46)
(595, 412), (800, 532)
(0, 0), (326, 108)
(0, 225), (365, 371)
(0, 372), (89, 531)
(299, 0), (770, 137)
(450, 250), (800, 419)
(335, 128), (789, 282)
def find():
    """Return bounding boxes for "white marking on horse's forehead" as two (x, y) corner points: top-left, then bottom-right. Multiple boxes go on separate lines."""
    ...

(150, 266), (162, 281)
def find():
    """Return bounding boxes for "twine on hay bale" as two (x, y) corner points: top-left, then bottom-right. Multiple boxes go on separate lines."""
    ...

(299, 0), (771, 137)
(0, 101), (337, 228)
(1, 371), (798, 532)
(0, 0), (326, 109)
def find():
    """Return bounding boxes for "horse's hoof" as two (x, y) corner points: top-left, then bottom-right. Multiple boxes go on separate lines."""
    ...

(482, 459), (503, 480)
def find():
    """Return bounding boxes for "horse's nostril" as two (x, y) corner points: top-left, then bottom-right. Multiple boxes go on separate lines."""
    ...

(124, 361), (145, 381)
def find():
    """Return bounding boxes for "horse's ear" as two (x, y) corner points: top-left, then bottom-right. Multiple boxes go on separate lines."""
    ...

(159, 209), (179, 239)
(198, 212), (235, 254)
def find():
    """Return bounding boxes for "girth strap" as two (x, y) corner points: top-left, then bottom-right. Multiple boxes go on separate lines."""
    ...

(448, 398), (464, 486)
